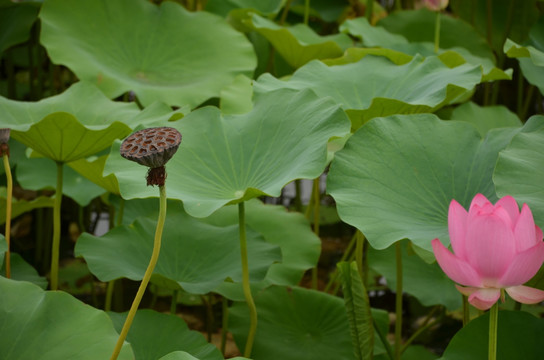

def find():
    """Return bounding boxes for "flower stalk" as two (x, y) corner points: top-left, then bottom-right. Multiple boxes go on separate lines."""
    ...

(488, 301), (498, 360)
(1, 131), (12, 278)
(50, 161), (64, 290)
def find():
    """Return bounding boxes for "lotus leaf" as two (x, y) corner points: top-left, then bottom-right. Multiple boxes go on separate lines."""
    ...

(448, 101), (521, 136)
(2, 253), (48, 289)
(109, 310), (222, 360)
(0, 0), (40, 53)
(106, 88), (350, 218)
(0, 277), (133, 359)
(75, 206), (282, 295)
(0, 187), (54, 225)
(327, 114), (520, 251)
(39, 0), (257, 107)
(255, 56), (481, 129)
(494, 116), (544, 225)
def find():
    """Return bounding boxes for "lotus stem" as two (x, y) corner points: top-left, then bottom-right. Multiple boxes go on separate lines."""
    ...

(50, 162), (64, 290)
(434, 11), (441, 53)
(110, 185), (167, 360)
(366, 0), (374, 22)
(3, 153), (12, 278)
(488, 301), (498, 360)
(311, 177), (320, 290)
(220, 296), (229, 356)
(239, 201), (257, 358)
(105, 279), (115, 312)
(394, 242), (403, 360)
(462, 294), (470, 326)
(304, 0), (310, 25)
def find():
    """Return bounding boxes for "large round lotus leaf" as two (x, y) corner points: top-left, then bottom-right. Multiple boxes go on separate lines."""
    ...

(75, 206), (282, 295)
(378, 8), (493, 60)
(16, 156), (105, 206)
(229, 285), (356, 360)
(0, 277), (133, 360)
(106, 88), (350, 218)
(158, 353), (199, 360)
(0, 0), (40, 53)
(449, 102), (521, 137)
(68, 155), (120, 195)
(39, 0), (256, 108)
(255, 56), (481, 129)
(0, 82), (171, 163)
(327, 114), (521, 251)
(494, 117), (544, 226)
(440, 310), (544, 360)
(244, 13), (352, 68)
(368, 241), (461, 310)
(109, 310), (222, 360)
(340, 17), (410, 48)
(205, 0), (284, 17)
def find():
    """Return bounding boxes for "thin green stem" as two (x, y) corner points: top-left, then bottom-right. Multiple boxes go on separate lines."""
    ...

(355, 231), (364, 281)
(50, 162), (64, 290)
(117, 197), (125, 227)
(279, 0), (294, 25)
(434, 11), (441, 53)
(373, 318), (394, 360)
(311, 177), (320, 290)
(220, 296), (229, 356)
(488, 302), (499, 360)
(293, 179), (302, 212)
(110, 185), (167, 360)
(394, 242), (403, 360)
(400, 306), (441, 353)
(323, 232), (357, 293)
(239, 202), (257, 358)
(462, 295), (470, 326)
(366, 0), (374, 21)
(3, 154), (12, 278)
(304, 0), (310, 24)
(105, 279), (115, 312)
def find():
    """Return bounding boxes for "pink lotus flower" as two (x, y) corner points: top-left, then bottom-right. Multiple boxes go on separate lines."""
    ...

(432, 194), (544, 310)
(421, 0), (448, 11)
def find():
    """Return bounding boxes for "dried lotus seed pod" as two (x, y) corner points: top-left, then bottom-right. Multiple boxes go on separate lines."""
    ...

(120, 127), (181, 186)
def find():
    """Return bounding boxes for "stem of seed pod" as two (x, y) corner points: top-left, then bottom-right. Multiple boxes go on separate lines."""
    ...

(3, 153), (13, 278)
(239, 201), (257, 358)
(110, 185), (167, 360)
(50, 162), (64, 290)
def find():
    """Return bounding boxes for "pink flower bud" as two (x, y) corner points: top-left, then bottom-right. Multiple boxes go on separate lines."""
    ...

(422, 0), (448, 11)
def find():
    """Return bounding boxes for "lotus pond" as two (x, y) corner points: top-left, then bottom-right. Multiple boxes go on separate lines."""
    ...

(1, 0), (544, 359)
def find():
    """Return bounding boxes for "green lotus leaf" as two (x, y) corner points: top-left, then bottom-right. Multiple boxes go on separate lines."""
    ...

(0, 235), (5, 265)
(109, 310), (222, 360)
(16, 156), (105, 206)
(368, 241), (461, 310)
(245, 13), (353, 68)
(449, 102), (522, 136)
(106, 88), (350, 218)
(327, 114), (520, 251)
(0, 0), (40, 53)
(378, 8), (493, 60)
(75, 206), (282, 295)
(0, 188), (54, 225)
(158, 353), (200, 360)
(68, 155), (120, 195)
(440, 310), (544, 360)
(340, 17), (410, 48)
(255, 56), (481, 129)
(494, 117), (544, 226)
(2, 253), (48, 289)
(290, 0), (350, 23)
(229, 285), (391, 360)
(219, 74), (254, 115)
(0, 277), (133, 360)
(39, 0), (257, 108)
(323, 47), (413, 66)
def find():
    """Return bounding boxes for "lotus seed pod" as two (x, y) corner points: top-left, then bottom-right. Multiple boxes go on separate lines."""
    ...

(120, 127), (181, 168)
(0, 128), (10, 157)
(0, 128), (10, 144)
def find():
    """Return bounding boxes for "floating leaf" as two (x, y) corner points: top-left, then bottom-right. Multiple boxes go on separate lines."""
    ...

(327, 114), (520, 251)
(440, 310), (544, 360)
(0, 277), (134, 360)
(109, 310), (222, 360)
(39, 0), (257, 108)
(449, 102), (521, 137)
(245, 13), (353, 68)
(0, 0), (40, 53)
(256, 56), (481, 129)
(494, 116), (544, 225)
(76, 206), (282, 294)
(368, 241), (461, 310)
(106, 88), (350, 218)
